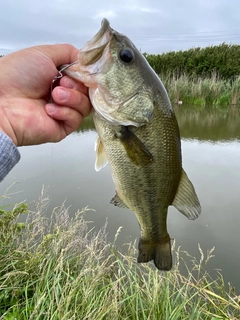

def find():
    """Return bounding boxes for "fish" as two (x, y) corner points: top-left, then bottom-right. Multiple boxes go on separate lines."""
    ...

(63, 18), (201, 271)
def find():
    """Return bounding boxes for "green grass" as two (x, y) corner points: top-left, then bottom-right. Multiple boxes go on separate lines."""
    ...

(0, 191), (239, 319)
(145, 43), (240, 80)
(161, 72), (240, 107)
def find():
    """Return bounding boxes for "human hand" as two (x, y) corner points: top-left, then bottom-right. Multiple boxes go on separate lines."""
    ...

(0, 44), (92, 146)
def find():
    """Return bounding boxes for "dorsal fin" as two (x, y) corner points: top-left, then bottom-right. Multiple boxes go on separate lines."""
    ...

(172, 169), (201, 220)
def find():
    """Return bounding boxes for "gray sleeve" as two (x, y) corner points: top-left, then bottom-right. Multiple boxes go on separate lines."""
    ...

(0, 131), (20, 182)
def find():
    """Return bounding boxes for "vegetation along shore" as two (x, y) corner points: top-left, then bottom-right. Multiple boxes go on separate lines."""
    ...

(145, 43), (240, 106)
(2, 43), (240, 107)
(1, 43), (240, 318)
(0, 194), (239, 319)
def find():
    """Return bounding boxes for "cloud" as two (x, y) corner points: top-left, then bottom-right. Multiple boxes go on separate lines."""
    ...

(1, 0), (240, 54)
(94, 10), (116, 19)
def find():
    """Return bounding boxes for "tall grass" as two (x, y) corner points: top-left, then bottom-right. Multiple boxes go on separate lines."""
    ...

(145, 43), (240, 80)
(161, 72), (240, 107)
(0, 191), (240, 319)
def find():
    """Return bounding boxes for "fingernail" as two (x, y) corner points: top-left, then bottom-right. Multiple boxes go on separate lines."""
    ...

(57, 88), (69, 101)
(46, 104), (56, 114)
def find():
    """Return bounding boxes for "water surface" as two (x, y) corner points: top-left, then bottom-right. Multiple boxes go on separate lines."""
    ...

(1, 106), (240, 291)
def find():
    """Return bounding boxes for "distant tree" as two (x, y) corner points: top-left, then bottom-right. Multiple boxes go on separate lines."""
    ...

(144, 43), (240, 79)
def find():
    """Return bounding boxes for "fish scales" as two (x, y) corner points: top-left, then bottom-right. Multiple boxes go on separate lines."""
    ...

(63, 18), (201, 271)
(93, 100), (181, 270)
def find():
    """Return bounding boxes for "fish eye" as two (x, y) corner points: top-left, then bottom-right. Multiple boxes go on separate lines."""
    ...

(119, 48), (134, 64)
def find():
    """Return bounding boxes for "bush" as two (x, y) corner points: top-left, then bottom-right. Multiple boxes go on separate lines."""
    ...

(144, 43), (240, 80)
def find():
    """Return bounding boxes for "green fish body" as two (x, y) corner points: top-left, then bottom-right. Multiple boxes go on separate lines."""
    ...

(64, 19), (201, 270)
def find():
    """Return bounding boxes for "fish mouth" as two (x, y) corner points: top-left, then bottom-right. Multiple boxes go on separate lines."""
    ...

(78, 18), (113, 66)
(88, 18), (110, 46)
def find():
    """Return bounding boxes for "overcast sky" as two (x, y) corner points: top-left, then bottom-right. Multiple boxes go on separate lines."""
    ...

(1, 0), (240, 55)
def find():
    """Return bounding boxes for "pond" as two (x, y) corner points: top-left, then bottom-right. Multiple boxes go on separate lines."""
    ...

(1, 106), (240, 292)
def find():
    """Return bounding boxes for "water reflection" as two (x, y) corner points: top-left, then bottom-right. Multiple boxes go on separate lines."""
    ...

(0, 107), (240, 292)
(175, 105), (240, 141)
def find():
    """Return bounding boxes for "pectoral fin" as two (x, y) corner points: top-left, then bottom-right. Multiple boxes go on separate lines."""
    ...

(94, 135), (108, 171)
(116, 126), (153, 166)
(172, 169), (201, 220)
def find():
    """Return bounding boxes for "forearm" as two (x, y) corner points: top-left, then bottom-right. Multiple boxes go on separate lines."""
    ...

(0, 131), (20, 182)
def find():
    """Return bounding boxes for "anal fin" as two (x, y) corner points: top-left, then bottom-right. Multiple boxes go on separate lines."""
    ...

(110, 193), (129, 209)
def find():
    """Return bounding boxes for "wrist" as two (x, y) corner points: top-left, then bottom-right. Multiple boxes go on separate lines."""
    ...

(0, 127), (17, 146)
(0, 131), (21, 182)
(0, 100), (18, 146)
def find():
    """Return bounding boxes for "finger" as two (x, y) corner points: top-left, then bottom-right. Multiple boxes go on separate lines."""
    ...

(60, 76), (89, 96)
(52, 87), (92, 118)
(31, 44), (79, 66)
(45, 104), (84, 135)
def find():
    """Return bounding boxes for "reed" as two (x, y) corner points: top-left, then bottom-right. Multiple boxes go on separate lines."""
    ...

(160, 73), (240, 107)
(145, 43), (240, 80)
(0, 191), (239, 319)
(144, 43), (240, 106)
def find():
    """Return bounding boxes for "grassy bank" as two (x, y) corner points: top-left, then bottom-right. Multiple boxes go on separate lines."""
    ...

(145, 43), (240, 80)
(0, 192), (239, 319)
(143, 43), (240, 107)
(161, 73), (240, 107)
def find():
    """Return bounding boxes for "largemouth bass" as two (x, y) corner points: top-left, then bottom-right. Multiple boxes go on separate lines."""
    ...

(63, 19), (201, 271)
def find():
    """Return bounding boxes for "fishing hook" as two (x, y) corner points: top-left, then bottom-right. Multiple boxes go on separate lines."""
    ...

(50, 61), (78, 103)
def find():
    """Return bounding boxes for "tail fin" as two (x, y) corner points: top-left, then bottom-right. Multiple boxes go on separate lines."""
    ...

(137, 237), (172, 271)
